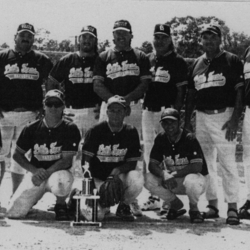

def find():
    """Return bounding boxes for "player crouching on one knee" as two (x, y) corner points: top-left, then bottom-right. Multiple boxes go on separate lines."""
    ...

(7, 90), (81, 220)
(79, 95), (144, 221)
(144, 108), (208, 223)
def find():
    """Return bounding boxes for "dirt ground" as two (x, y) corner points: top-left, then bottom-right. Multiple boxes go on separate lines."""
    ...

(1, 164), (250, 250)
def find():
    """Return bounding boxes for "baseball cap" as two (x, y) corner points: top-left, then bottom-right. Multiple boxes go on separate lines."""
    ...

(45, 90), (65, 104)
(154, 24), (171, 36)
(160, 108), (180, 122)
(17, 23), (35, 35)
(201, 25), (221, 37)
(107, 95), (127, 109)
(113, 20), (132, 33)
(79, 25), (97, 38)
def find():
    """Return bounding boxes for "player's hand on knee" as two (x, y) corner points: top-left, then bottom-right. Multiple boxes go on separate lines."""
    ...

(63, 111), (75, 122)
(32, 168), (50, 185)
(162, 177), (177, 190)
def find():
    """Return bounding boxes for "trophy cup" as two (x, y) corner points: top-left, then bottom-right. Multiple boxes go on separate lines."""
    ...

(70, 164), (102, 227)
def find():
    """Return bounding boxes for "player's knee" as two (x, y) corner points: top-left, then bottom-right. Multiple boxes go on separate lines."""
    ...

(144, 173), (157, 192)
(184, 174), (206, 197)
(126, 170), (144, 189)
(47, 170), (73, 197)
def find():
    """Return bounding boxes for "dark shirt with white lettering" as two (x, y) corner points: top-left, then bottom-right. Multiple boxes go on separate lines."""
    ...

(82, 121), (141, 181)
(150, 129), (208, 176)
(49, 52), (101, 108)
(16, 119), (81, 170)
(188, 50), (244, 110)
(0, 49), (53, 111)
(143, 51), (188, 111)
(93, 48), (151, 99)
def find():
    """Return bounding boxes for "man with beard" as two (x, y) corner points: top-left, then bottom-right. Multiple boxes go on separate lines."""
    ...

(93, 20), (151, 216)
(141, 24), (188, 212)
(48, 25), (101, 138)
(0, 23), (53, 196)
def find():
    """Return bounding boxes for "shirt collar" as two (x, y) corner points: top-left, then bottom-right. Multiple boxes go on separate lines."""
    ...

(166, 128), (183, 144)
(113, 46), (133, 52)
(43, 118), (63, 128)
(154, 50), (174, 58)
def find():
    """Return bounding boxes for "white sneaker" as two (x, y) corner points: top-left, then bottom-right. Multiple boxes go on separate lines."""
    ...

(141, 196), (161, 211)
(130, 201), (143, 217)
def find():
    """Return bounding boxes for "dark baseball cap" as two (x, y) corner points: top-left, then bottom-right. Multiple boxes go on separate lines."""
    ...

(160, 108), (180, 122)
(80, 25), (97, 38)
(45, 90), (65, 104)
(17, 23), (35, 35)
(154, 24), (171, 36)
(107, 95), (127, 109)
(201, 25), (221, 37)
(113, 20), (132, 33)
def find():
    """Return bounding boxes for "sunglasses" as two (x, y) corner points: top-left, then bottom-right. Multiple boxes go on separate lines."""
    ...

(45, 101), (63, 108)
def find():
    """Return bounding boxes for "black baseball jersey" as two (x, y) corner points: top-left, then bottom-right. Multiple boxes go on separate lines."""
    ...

(150, 129), (208, 176)
(0, 49), (53, 111)
(16, 119), (81, 170)
(243, 46), (250, 105)
(93, 48), (151, 98)
(143, 51), (188, 111)
(82, 121), (141, 181)
(188, 50), (244, 110)
(49, 52), (101, 108)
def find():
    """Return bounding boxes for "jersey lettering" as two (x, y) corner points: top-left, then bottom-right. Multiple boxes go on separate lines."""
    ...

(150, 66), (171, 83)
(106, 61), (140, 80)
(33, 142), (62, 161)
(163, 154), (189, 172)
(97, 144), (128, 162)
(4, 63), (39, 80)
(244, 62), (250, 80)
(194, 71), (226, 90)
(68, 67), (93, 84)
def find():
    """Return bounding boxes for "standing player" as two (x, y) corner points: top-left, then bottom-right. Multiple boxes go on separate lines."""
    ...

(81, 95), (144, 221)
(185, 25), (244, 225)
(93, 19), (151, 132)
(48, 25), (101, 138)
(145, 108), (208, 223)
(239, 46), (250, 219)
(141, 24), (188, 211)
(0, 23), (53, 194)
(7, 90), (81, 220)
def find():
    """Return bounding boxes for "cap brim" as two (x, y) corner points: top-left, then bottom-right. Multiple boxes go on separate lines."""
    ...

(113, 27), (131, 32)
(107, 102), (126, 108)
(45, 96), (64, 104)
(17, 30), (35, 35)
(160, 116), (178, 122)
(154, 32), (170, 36)
(79, 31), (97, 38)
(201, 30), (220, 36)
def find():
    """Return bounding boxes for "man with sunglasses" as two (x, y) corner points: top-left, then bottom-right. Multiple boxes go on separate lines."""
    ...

(0, 23), (53, 195)
(7, 90), (81, 220)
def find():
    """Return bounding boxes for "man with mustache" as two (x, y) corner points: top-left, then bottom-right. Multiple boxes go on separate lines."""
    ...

(0, 23), (53, 200)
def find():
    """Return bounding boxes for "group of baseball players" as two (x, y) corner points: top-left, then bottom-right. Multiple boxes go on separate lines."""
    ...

(0, 19), (250, 226)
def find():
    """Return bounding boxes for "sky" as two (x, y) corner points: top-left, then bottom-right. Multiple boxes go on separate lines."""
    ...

(1, 0), (250, 48)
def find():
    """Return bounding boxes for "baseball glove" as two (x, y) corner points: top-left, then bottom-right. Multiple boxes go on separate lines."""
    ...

(99, 175), (124, 208)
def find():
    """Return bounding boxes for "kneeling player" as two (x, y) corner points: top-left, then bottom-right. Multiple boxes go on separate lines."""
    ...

(7, 90), (81, 220)
(79, 95), (144, 221)
(145, 108), (208, 223)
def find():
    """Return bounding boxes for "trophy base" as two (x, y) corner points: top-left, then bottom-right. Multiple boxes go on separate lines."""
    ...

(70, 221), (102, 227)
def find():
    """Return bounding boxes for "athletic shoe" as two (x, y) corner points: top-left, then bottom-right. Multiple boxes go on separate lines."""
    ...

(54, 203), (70, 221)
(116, 202), (134, 221)
(160, 202), (170, 216)
(239, 200), (250, 219)
(141, 196), (161, 211)
(130, 200), (143, 217)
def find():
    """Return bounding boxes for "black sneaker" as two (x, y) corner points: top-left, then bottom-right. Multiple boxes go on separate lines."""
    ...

(54, 203), (70, 221)
(116, 202), (134, 221)
(239, 200), (250, 219)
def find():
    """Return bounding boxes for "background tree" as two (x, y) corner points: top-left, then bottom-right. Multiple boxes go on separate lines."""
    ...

(166, 16), (250, 59)
(138, 41), (153, 54)
(58, 39), (74, 52)
(0, 43), (9, 49)
(98, 39), (110, 53)
(33, 28), (51, 50)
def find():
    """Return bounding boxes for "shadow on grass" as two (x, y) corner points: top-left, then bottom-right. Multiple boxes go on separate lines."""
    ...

(6, 208), (250, 237)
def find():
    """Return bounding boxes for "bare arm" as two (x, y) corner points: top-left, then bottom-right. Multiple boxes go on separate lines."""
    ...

(93, 79), (113, 102)
(222, 87), (244, 141)
(46, 76), (61, 92)
(174, 85), (187, 112)
(184, 89), (197, 131)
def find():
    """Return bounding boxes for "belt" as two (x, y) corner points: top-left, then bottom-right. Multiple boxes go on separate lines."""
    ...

(200, 108), (227, 115)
